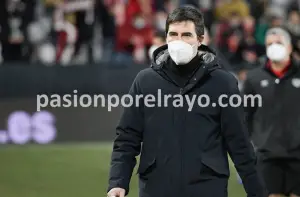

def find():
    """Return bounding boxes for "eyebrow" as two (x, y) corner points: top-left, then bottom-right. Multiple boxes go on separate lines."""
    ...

(182, 32), (193, 36)
(266, 41), (284, 45)
(168, 31), (193, 36)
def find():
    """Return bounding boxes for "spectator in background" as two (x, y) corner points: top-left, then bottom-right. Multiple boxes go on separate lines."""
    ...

(285, 9), (300, 61)
(153, 0), (174, 32)
(71, 0), (96, 64)
(0, 0), (10, 62)
(203, 26), (244, 89)
(285, 9), (300, 40)
(54, 0), (99, 65)
(41, 0), (98, 65)
(214, 10), (245, 55)
(112, 0), (154, 64)
(97, 0), (116, 63)
(288, 0), (300, 12)
(34, 0), (65, 65)
(52, 0), (78, 65)
(148, 30), (166, 61)
(231, 16), (264, 79)
(248, 0), (267, 22)
(202, 26), (233, 72)
(0, 0), (298, 67)
(254, 6), (285, 47)
(0, 0), (36, 63)
(178, 0), (216, 32)
(214, 0), (250, 22)
(269, 0), (298, 16)
(244, 27), (300, 197)
(216, 11), (245, 66)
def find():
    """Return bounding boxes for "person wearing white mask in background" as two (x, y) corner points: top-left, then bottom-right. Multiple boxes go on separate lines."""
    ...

(107, 6), (264, 197)
(243, 27), (300, 197)
(148, 31), (166, 61)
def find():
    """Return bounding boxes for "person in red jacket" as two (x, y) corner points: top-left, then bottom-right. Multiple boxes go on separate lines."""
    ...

(114, 0), (154, 63)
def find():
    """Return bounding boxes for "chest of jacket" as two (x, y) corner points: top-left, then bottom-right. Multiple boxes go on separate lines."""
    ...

(251, 69), (300, 118)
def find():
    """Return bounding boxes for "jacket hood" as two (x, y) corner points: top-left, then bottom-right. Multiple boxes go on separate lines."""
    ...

(150, 44), (220, 72)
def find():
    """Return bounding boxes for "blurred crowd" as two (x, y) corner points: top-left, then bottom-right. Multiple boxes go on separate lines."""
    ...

(0, 0), (299, 81)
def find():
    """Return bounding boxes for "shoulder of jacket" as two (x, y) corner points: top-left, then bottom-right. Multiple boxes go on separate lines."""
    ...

(208, 69), (240, 92)
(135, 68), (154, 80)
(210, 68), (238, 83)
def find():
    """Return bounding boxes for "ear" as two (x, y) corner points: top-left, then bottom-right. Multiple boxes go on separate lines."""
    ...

(288, 44), (293, 55)
(198, 35), (204, 45)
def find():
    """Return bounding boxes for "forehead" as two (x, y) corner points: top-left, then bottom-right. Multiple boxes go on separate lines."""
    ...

(290, 11), (300, 18)
(168, 21), (196, 33)
(265, 34), (285, 44)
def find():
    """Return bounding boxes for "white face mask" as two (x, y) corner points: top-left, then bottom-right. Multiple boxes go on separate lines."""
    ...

(266, 43), (287, 62)
(133, 16), (146, 29)
(167, 40), (198, 65)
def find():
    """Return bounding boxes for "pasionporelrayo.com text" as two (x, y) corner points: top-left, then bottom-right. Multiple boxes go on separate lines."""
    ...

(36, 89), (262, 112)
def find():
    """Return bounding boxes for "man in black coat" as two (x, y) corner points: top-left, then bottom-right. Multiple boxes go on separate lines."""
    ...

(243, 27), (300, 197)
(107, 6), (264, 197)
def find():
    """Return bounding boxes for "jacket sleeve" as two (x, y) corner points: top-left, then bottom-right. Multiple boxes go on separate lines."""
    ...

(220, 76), (264, 197)
(107, 73), (144, 195)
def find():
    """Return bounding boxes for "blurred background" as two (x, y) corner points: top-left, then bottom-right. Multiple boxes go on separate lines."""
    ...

(0, 0), (299, 197)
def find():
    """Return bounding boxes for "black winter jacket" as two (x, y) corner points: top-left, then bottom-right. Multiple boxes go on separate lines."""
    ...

(108, 44), (264, 197)
(243, 57), (300, 160)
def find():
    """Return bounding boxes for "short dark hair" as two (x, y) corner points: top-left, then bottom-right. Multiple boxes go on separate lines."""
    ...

(165, 5), (205, 37)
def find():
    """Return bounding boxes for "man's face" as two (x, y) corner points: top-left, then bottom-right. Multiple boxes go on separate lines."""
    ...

(166, 21), (202, 46)
(289, 11), (300, 25)
(271, 17), (283, 27)
(265, 34), (292, 55)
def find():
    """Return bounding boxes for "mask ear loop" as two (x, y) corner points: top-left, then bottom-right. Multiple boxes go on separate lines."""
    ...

(190, 43), (199, 58)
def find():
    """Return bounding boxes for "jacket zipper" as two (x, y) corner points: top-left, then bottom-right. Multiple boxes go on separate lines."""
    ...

(179, 88), (183, 94)
(158, 69), (185, 194)
(179, 87), (184, 196)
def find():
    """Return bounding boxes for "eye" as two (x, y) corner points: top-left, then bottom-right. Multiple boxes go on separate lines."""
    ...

(267, 42), (282, 46)
(182, 33), (193, 37)
(168, 32), (177, 36)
